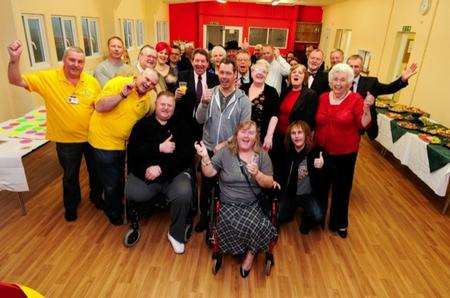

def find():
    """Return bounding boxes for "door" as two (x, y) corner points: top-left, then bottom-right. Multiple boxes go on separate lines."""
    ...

(203, 25), (243, 48)
(389, 32), (415, 102)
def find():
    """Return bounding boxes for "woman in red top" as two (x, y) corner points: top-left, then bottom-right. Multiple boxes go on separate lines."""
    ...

(273, 64), (317, 182)
(315, 63), (374, 238)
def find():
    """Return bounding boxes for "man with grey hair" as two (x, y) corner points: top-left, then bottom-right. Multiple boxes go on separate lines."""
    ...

(7, 40), (103, 221)
(329, 49), (344, 68)
(346, 54), (417, 139)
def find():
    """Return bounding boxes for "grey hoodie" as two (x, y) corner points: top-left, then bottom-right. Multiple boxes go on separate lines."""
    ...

(196, 86), (251, 151)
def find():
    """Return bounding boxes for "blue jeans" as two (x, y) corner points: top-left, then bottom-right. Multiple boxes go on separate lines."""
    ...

(56, 142), (102, 211)
(92, 148), (125, 219)
(279, 193), (323, 226)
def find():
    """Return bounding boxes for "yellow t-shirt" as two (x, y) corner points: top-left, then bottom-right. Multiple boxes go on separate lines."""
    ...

(22, 68), (100, 143)
(88, 76), (155, 150)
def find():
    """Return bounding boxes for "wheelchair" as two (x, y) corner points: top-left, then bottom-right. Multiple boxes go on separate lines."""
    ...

(207, 184), (279, 276)
(123, 169), (197, 247)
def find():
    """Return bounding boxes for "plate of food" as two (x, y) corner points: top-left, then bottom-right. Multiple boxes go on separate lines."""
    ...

(375, 101), (390, 109)
(405, 106), (426, 116)
(386, 112), (404, 120)
(389, 104), (408, 113)
(419, 134), (441, 144)
(397, 121), (418, 130)
(419, 125), (439, 135)
(436, 127), (450, 139)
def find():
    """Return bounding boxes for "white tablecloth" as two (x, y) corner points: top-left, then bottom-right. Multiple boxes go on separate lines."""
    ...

(376, 113), (450, 197)
(0, 107), (48, 192)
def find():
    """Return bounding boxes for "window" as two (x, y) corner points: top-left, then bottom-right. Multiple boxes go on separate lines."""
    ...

(22, 14), (49, 67)
(81, 17), (100, 57)
(249, 27), (288, 48)
(268, 29), (288, 48)
(136, 20), (144, 47)
(156, 21), (168, 42)
(249, 28), (267, 45)
(51, 16), (78, 61)
(123, 19), (133, 49)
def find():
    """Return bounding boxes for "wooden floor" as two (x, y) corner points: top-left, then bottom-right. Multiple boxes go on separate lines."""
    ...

(0, 139), (449, 297)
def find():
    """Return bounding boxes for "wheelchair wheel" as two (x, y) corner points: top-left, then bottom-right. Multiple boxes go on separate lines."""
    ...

(212, 254), (222, 275)
(264, 253), (274, 276)
(184, 223), (193, 242)
(123, 228), (141, 247)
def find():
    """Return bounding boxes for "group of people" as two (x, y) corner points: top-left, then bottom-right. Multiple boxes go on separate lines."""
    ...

(6, 35), (417, 277)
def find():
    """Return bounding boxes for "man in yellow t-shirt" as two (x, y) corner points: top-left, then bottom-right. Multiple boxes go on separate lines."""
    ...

(7, 40), (103, 222)
(88, 68), (159, 225)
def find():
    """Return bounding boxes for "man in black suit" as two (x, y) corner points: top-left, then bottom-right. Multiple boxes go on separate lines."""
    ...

(236, 50), (252, 88)
(307, 49), (330, 97)
(347, 54), (417, 139)
(175, 48), (219, 142)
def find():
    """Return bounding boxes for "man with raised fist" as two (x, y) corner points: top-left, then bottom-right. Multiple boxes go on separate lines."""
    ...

(7, 40), (102, 222)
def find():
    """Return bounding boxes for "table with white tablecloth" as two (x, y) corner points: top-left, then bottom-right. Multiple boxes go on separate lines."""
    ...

(0, 107), (48, 214)
(376, 113), (450, 212)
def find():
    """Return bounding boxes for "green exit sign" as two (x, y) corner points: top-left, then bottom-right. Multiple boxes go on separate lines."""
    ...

(402, 25), (412, 32)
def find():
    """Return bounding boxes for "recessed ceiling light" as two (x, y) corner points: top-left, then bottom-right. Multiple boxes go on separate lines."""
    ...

(217, 0), (227, 3)
(272, 0), (280, 6)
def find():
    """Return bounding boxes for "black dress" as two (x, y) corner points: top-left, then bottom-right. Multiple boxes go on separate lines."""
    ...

(241, 83), (280, 141)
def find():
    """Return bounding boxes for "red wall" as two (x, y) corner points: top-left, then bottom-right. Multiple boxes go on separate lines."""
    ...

(169, 1), (322, 54)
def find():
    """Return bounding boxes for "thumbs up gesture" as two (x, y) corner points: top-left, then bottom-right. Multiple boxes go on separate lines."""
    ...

(194, 140), (208, 157)
(159, 135), (175, 153)
(314, 151), (324, 169)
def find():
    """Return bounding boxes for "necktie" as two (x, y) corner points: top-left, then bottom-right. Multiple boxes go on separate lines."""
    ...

(196, 75), (203, 102)
(351, 80), (356, 92)
(240, 76), (245, 86)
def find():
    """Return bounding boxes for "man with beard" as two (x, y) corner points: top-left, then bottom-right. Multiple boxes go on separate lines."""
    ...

(194, 57), (251, 232)
(7, 40), (103, 221)
(88, 68), (160, 225)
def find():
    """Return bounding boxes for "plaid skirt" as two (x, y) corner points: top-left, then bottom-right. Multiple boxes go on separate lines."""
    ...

(217, 201), (277, 255)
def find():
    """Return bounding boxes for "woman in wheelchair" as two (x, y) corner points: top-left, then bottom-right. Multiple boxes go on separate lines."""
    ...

(195, 120), (277, 278)
(278, 120), (324, 234)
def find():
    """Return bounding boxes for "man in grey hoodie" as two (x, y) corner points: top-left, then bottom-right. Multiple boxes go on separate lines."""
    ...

(194, 57), (251, 232)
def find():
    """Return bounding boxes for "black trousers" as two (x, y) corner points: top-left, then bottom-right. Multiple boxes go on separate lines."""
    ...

(55, 142), (102, 211)
(92, 148), (126, 219)
(317, 152), (357, 230)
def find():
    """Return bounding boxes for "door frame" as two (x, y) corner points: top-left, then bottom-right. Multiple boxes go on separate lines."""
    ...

(203, 25), (243, 49)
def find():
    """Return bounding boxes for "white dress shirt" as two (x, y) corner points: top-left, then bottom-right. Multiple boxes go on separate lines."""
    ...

(266, 56), (291, 95)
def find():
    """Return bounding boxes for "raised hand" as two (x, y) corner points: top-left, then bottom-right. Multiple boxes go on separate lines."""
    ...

(201, 88), (213, 105)
(241, 38), (249, 51)
(145, 165), (162, 181)
(364, 91), (375, 109)
(194, 140), (208, 157)
(159, 135), (175, 154)
(314, 151), (324, 169)
(401, 63), (418, 82)
(7, 40), (23, 62)
(121, 82), (135, 97)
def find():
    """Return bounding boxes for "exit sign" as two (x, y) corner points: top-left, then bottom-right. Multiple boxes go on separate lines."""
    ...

(402, 25), (412, 32)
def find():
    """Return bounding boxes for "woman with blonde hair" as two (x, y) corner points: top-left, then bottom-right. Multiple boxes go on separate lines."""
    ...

(208, 45), (226, 75)
(195, 120), (276, 278)
(240, 59), (280, 151)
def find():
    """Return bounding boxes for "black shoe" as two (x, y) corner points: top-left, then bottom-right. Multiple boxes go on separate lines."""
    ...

(90, 197), (104, 210)
(64, 209), (77, 222)
(195, 218), (208, 233)
(299, 222), (310, 235)
(107, 214), (123, 226)
(240, 266), (250, 278)
(337, 228), (348, 239)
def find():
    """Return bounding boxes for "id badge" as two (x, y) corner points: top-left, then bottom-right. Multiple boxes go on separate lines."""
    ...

(68, 95), (79, 105)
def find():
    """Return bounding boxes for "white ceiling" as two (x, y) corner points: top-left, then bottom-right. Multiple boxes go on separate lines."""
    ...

(165, 0), (346, 7)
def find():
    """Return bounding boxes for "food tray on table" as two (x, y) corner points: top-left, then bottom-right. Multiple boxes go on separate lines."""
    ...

(388, 104), (408, 113)
(419, 134), (442, 144)
(397, 121), (419, 130)
(386, 112), (404, 120)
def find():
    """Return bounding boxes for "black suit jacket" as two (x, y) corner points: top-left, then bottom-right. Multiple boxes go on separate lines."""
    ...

(279, 86), (318, 129)
(175, 69), (219, 141)
(309, 71), (330, 98)
(355, 76), (408, 139)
